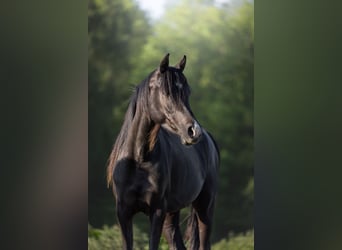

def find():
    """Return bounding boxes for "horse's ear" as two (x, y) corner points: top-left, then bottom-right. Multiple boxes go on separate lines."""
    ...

(159, 53), (170, 73)
(175, 55), (186, 72)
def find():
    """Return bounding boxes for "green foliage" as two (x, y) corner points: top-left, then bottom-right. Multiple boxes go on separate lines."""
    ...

(88, 224), (169, 250)
(212, 230), (254, 250)
(88, 224), (254, 249)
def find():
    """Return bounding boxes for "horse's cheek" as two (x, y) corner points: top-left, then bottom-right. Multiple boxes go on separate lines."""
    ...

(150, 107), (165, 123)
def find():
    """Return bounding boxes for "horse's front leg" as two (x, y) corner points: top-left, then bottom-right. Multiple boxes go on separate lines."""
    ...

(149, 202), (166, 250)
(163, 211), (186, 250)
(116, 200), (134, 250)
(192, 191), (216, 250)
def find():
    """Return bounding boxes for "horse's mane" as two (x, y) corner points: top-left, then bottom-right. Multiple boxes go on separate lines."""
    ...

(106, 72), (151, 187)
(106, 68), (191, 187)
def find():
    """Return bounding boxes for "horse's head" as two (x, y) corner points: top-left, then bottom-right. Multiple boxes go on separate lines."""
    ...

(148, 53), (202, 145)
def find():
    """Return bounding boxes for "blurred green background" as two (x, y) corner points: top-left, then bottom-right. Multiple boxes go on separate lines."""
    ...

(88, 0), (253, 248)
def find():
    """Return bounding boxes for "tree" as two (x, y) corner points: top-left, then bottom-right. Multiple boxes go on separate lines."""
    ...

(88, 0), (151, 226)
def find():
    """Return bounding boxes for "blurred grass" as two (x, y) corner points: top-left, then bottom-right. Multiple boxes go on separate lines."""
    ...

(88, 224), (254, 250)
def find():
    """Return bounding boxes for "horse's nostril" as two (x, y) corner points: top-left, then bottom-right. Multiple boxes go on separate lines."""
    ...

(188, 126), (195, 138)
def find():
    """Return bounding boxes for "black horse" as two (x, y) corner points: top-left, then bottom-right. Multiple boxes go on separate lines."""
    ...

(107, 54), (219, 250)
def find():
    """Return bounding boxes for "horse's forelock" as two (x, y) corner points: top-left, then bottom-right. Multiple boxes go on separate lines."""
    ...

(160, 68), (190, 104)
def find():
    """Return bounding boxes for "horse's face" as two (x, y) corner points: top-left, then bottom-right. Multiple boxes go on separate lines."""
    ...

(148, 54), (202, 145)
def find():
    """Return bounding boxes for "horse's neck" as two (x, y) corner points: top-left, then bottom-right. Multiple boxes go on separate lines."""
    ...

(125, 111), (153, 163)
